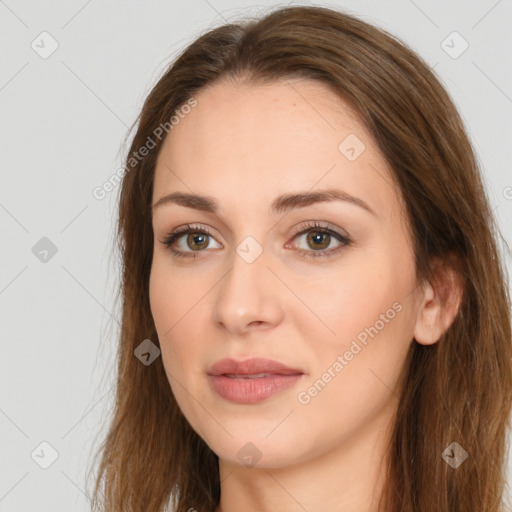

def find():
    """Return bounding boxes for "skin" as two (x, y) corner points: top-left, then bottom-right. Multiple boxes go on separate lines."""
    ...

(149, 78), (462, 512)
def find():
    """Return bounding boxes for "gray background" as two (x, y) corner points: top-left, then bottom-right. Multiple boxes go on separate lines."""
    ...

(0, 1), (511, 510)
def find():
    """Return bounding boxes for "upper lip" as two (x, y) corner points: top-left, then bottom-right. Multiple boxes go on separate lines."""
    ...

(208, 357), (304, 376)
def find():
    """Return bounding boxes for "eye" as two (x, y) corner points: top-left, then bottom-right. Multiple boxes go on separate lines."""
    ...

(160, 224), (221, 259)
(287, 221), (352, 259)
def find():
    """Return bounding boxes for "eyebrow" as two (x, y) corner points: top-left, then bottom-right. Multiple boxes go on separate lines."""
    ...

(152, 188), (376, 216)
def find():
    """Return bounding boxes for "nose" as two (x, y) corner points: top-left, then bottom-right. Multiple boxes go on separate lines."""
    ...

(212, 245), (285, 336)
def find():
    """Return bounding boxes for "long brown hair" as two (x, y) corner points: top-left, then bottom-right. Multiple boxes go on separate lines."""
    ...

(88, 6), (512, 511)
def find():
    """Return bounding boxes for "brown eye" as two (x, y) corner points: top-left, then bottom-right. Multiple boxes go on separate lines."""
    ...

(162, 224), (221, 258)
(305, 231), (331, 250)
(290, 222), (352, 259)
(185, 232), (209, 251)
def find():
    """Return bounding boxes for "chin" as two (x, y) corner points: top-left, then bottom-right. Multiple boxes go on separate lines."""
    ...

(200, 426), (309, 469)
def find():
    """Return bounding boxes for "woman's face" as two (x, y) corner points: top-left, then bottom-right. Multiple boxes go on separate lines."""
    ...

(149, 78), (424, 469)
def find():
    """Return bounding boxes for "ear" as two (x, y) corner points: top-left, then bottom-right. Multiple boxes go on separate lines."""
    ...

(413, 255), (464, 346)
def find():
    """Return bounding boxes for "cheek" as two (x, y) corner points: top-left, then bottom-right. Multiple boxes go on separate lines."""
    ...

(149, 260), (192, 369)
(295, 254), (411, 350)
(149, 257), (217, 380)
(149, 256), (201, 337)
(149, 264), (207, 425)
(293, 291), (413, 448)
(293, 250), (415, 406)
(294, 337), (410, 457)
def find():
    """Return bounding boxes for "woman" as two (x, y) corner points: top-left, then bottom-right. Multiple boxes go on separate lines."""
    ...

(89, 5), (512, 512)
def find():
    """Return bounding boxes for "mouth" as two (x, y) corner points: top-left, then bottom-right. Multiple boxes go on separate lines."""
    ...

(207, 357), (305, 404)
(223, 372), (283, 379)
(208, 357), (303, 376)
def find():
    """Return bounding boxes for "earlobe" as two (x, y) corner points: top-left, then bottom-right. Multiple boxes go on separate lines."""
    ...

(413, 258), (464, 346)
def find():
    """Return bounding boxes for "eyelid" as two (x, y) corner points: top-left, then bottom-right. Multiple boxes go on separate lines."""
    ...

(289, 220), (349, 239)
(160, 223), (220, 248)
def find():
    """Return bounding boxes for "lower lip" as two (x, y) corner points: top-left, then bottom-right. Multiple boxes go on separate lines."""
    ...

(208, 374), (304, 404)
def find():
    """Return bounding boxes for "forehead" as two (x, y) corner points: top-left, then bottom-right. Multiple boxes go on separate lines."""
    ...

(153, 78), (396, 217)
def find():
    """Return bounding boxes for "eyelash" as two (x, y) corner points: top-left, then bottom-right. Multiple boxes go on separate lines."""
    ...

(160, 221), (352, 260)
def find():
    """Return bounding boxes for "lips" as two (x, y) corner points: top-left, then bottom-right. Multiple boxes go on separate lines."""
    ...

(208, 357), (303, 377)
(207, 357), (305, 404)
